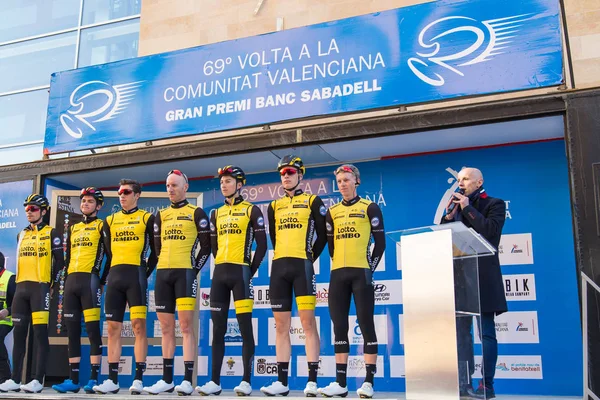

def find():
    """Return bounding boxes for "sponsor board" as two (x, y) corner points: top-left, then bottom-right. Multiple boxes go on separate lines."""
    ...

(474, 356), (543, 379)
(221, 356), (244, 377)
(254, 356), (293, 376)
(316, 280), (402, 307)
(347, 356), (385, 377)
(474, 311), (539, 344)
(297, 356), (336, 377)
(499, 233), (534, 265)
(253, 285), (272, 309)
(390, 356), (406, 378)
(504, 274), (536, 301)
(101, 356), (132, 375)
(196, 356), (209, 376)
(102, 321), (135, 338)
(198, 288), (234, 311)
(332, 315), (388, 345)
(399, 314), (404, 344)
(268, 316), (321, 346)
(209, 318), (259, 346)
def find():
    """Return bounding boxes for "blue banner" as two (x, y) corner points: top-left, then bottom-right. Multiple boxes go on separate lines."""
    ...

(116, 139), (578, 396)
(44, 0), (563, 154)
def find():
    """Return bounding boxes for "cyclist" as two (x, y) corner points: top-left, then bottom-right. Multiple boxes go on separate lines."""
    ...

(196, 166), (267, 396)
(261, 155), (327, 397)
(143, 170), (211, 395)
(52, 187), (110, 394)
(0, 194), (64, 393)
(318, 165), (385, 399)
(93, 179), (157, 394)
(0, 251), (16, 384)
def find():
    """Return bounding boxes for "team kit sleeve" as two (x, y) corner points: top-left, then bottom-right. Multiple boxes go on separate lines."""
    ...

(50, 228), (65, 283)
(250, 205), (267, 277)
(194, 207), (212, 272)
(310, 196), (327, 261)
(153, 211), (163, 258)
(210, 209), (218, 258)
(145, 213), (158, 278)
(64, 225), (73, 275)
(367, 203), (386, 272)
(267, 201), (276, 250)
(95, 220), (108, 278)
(100, 217), (113, 285)
(325, 209), (335, 259)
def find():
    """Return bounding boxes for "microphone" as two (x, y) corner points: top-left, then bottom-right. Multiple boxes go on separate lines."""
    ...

(447, 188), (465, 215)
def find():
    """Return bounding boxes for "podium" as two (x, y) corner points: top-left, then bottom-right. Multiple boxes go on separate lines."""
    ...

(387, 222), (496, 399)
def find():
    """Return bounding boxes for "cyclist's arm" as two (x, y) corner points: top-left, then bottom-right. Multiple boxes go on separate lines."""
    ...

(267, 201), (276, 250)
(310, 196), (327, 261)
(93, 221), (106, 277)
(100, 219), (112, 285)
(153, 211), (162, 258)
(64, 225), (72, 275)
(5, 274), (16, 316)
(325, 209), (334, 259)
(194, 207), (211, 273)
(250, 206), (267, 277)
(210, 209), (218, 258)
(367, 203), (386, 272)
(145, 213), (158, 278)
(50, 228), (65, 283)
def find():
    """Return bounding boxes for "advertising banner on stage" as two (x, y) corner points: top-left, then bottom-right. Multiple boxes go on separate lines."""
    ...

(44, 0), (563, 154)
(0, 180), (33, 272)
(160, 139), (577, 397)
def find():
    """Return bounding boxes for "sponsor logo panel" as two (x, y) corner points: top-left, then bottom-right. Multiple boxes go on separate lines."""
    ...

(390, 356), (406, 378)
(499, 233), (534, 265)
(297, 356), (336, 377)
(474, 311), (539, 344)
(503, 274), (536, 301)
(331, 315), (388, 345)
(101, 356), (132, 375)
(269, 317), (321, 346)
(209, 318), (259, 346)
(474, 356), (543, 379)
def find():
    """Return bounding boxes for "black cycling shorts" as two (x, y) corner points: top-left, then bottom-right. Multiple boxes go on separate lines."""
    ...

(12, 281), (50, 326)
(210, 263), (253, 314)
(104, 265), (147, 322)
(269, 257), (316, 312)
(154, 268), (198, 313)
(63, 272), (102, 323)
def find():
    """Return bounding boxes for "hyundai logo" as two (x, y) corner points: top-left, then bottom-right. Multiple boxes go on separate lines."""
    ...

(373, 284), (387, 292)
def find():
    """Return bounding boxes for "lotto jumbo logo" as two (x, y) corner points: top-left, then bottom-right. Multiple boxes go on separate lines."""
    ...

(408, 13), (536, 87)
(60, 80), (144, 139)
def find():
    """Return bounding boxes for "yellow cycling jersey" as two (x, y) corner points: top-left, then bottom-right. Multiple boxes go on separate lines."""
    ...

(155, 201), (211, 270)
(16, 223), (63, 283)
(210, 197), (265, 266)
(268, 190), (327, 261)
(66, 217), (106, 275)
(326, 197), (385, 270)
(106, 208), (153, 268)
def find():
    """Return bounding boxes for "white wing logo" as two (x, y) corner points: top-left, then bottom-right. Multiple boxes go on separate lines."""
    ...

(59, 80), (144, 139)
(408, 13), (535, 86)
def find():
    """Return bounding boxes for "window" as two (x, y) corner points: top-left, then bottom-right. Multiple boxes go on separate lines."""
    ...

(0, 0), (141, 166)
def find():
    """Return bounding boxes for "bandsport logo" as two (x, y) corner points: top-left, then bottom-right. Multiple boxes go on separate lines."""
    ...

(408, 13), (535, 86)
(60, 80), (144, 139)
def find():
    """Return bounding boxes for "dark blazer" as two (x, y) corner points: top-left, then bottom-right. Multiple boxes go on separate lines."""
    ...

(442, 193), (508, 315)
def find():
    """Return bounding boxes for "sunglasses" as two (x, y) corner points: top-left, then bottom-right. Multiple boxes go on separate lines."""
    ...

(218, 167), (233, 176)
(81, 187), (97, 196)
(335, 166), (354, 174)
(25, 205), (40, 212)
(280, 168), (298, 176)
(117, 189), (134, 196)
(168, 169), (188, 183)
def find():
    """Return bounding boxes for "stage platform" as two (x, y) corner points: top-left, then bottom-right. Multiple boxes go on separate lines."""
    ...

(0, 389), (582, 399)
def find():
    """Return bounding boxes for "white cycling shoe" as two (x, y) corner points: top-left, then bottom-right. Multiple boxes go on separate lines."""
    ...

(0, 379), (21, 392)
(357, 382), (374, 398)
(21, 379), (43, 393)
(93, 379), (120, 394)
(196, 380), (222, 396)
(260, 381), (290, 396)
(304, 381), (318, 397)
(175, 380), (194, 396)
(129, 379), (143, 395)
(318, 382), (348, 398)
(143, 379), (174, 394)
(233, 380), (252, 396)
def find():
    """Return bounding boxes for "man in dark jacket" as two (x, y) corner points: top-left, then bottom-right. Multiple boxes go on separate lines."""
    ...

(441, 167), (506, 399)
(0, 251), (16, 384)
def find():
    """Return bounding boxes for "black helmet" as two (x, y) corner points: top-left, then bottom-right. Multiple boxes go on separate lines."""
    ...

(218, 165), (246, 185)
(23, 194), (49, 210)
(80, 187), (104, 206)
(277, 155), (305, 175)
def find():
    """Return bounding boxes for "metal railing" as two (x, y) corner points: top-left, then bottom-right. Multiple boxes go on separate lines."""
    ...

(582, 272), (600, 400)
